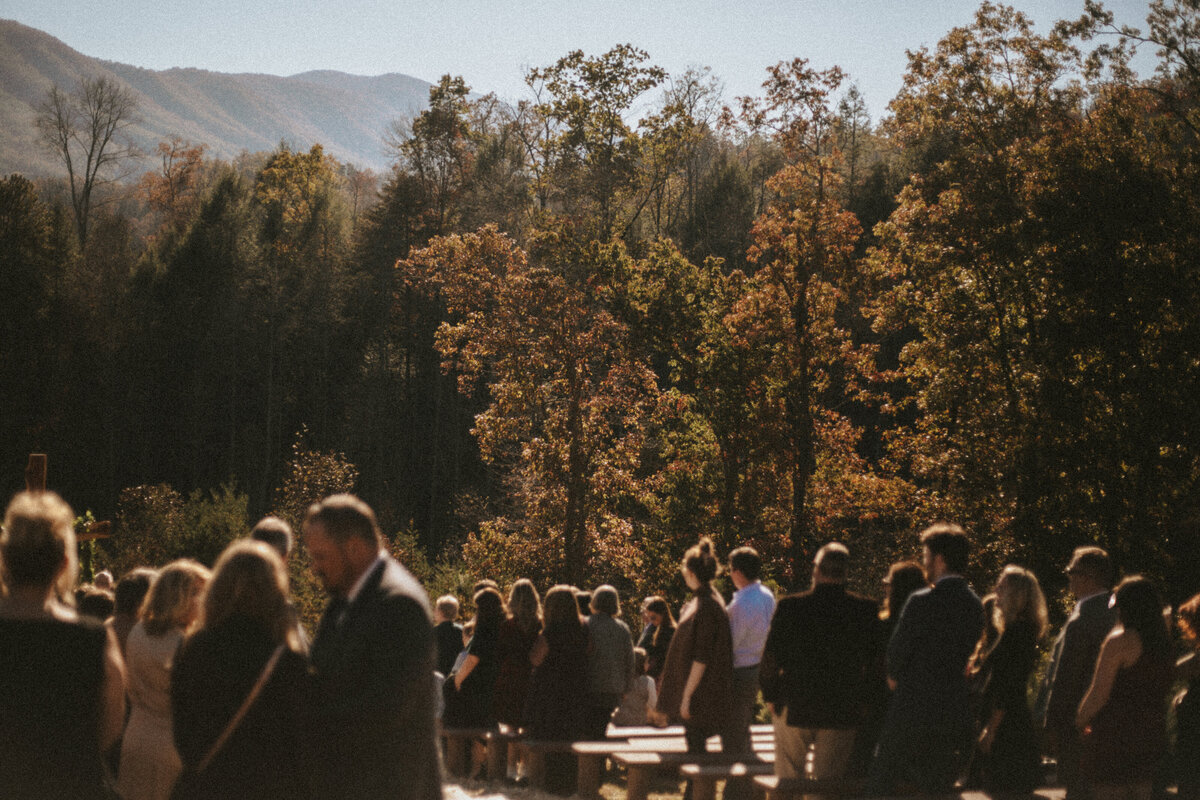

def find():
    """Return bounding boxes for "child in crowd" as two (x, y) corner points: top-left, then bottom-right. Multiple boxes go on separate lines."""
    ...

(611, 647), (657, 727)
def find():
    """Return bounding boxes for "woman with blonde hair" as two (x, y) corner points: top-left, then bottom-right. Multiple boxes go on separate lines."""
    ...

(117, 558), (210, 800)
(972, 564), (1049, 792)
(0, 491), (126, 800)
(170, 539), (309, 799)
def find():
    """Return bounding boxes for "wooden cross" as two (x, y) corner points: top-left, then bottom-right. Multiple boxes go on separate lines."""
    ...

(24, 453), (111, 541)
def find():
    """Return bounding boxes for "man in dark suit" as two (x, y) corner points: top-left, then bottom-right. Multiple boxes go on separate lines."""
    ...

(866, 523), (984, 796)
(760, 542), (881, 780)
(1039, 546), (1116, 800)
(304, 494), (442, 800)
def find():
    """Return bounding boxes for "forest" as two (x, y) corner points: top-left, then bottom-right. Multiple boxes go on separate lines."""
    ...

(3, 2), (1198, 613)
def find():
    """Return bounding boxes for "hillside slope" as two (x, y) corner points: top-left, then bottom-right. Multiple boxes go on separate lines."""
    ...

(0, 19), (430, 176)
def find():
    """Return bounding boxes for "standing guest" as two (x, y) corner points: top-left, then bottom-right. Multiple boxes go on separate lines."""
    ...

(434, 594), (464, 677)
(584, 584), (636, 739)
(652, 538), (735, 761)
(726, 546), (776, 800)
(1077, 576), (1175, 800)
(637, 596), (657, 650)
(444, 587), (505, 727)
(1175, 594), (1200, 800)
(642, 596), (676, 682)
(525, 585), (590, 795)
(0, 491), (126, 800)
(760, 542), (880, 782)
(972, 565), (1049, 793)
(852, 560), (928, 775)
(304, 493), (441, 800)
(249, 515), (294, 560)
(117, 559), (211, 800)
(866, 522), (985, 796)
(727, 550), (776, 718)
(110, 568), (157, 657)
(612, 647), (658, 726)
(170, 540), (309, 800)
(1040, 546), (1117, 800)
(495, 579), (542, 779)
(95, 570), (115, 591)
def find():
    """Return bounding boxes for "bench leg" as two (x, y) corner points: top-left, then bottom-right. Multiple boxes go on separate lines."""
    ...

(486, 736), (507, 780)
(443, 736), (468, 778)
(577, 753), (604, 799)
(626, 764), (651, 800)
(692, 774), (717, 800)
(524, 746), (547, 790)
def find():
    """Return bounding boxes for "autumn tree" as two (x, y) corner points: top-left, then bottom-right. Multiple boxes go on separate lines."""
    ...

(139, 137), (207, 238)
(405, 226), (658, 587)
(35, 75), (140, 247)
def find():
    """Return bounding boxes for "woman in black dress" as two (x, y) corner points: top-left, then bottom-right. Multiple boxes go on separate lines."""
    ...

(524, 584), (590, 795)
(642, 596), (676, 683)
(170, 539), (309, 800)
(973, 564), (1049, 793)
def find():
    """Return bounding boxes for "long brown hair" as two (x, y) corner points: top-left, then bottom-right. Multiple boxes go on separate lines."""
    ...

(196, 540), (301, 651)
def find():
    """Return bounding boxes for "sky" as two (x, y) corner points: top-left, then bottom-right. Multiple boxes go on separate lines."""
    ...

(1, 0), (1162, 119)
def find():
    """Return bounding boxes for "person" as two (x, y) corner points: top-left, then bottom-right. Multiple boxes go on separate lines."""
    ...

(1040, 546), (1117, 800)
(95, 569), (115, 591)
(110, 567), (157, 657)
(866, 522), (985, 795)
(0, 490), (126, 800)
(494, 579), (542, 728)
(443, 586), (504, 734)
(971, 565), (1049, 792)
(118, 559), (211, 800)
(637, 596), (657, 650)
(852, 560), (927, 775)
(79, 583), (116, 620)
(760, 542), (880, 782)
(304, 493), (441, 800)
(653, 538), (735, 759)
(642, 595), (676, 682)
(524, 584), (590, 795)
(726, 544), (776, 787)
(1076, 576), (1175, 800)
(170, 540), (309, 800)
(249, 515), (294, 560)
(1175, 593), (1200, 800)
(434, 594), (465, 677)
(584, 584), (636, 739)
(612, 647), (658, 726)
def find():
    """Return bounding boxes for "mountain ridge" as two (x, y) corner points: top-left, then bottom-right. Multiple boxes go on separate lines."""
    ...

(0, 18), (431, 177)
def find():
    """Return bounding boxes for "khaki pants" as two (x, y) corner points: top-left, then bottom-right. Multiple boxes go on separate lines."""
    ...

(772, 710), (857, 780)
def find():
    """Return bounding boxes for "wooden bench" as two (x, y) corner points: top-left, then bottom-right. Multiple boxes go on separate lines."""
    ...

(439, 726), (493, 778)
(485, 724), (521, 781)
(682, 759), (776, 800)
(615, 743), (775, 800)
(752, 774), (864, 800)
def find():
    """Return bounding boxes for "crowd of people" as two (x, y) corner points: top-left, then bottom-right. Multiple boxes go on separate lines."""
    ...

(2, 487), (1199, 800)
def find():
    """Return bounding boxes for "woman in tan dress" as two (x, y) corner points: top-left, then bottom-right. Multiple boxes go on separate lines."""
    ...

(117, 559), (210, 800)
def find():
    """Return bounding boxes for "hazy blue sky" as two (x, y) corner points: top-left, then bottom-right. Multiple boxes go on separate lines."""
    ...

(1, 0), (1161, 118)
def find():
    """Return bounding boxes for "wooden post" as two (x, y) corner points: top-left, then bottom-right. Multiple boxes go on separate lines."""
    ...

(25, 453), (47, 493)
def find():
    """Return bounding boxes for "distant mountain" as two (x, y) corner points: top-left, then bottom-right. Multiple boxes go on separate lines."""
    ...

(0, 19), (431, 177)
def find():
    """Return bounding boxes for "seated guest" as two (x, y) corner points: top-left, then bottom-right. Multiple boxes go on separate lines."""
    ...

(0, 491), (126, 800)
(118, 559), (211, 800)
(611, 647), (658, 727)
(170, 540), (309, 800)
